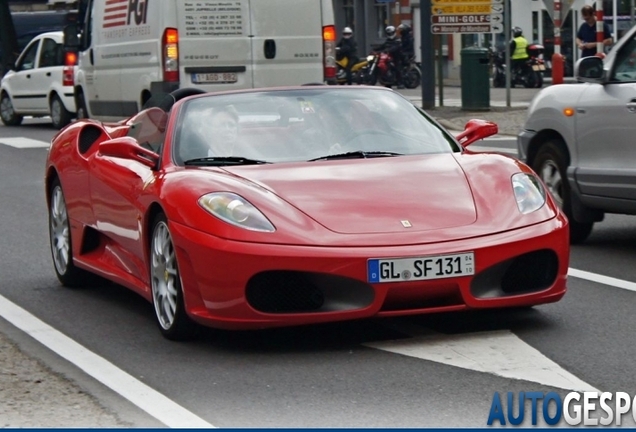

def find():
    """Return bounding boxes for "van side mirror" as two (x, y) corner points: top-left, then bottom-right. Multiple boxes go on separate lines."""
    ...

(63, 24), (80, 51)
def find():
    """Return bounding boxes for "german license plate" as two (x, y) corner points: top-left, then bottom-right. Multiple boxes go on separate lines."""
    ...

(192, 72), (238, 84)
(367, 252), (475, 283)
(532, 64), (546, 71)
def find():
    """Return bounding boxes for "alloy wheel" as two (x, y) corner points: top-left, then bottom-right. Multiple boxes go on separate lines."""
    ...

(540, 159), (563, 207)
(50, 185), (71, 275)
(151, 221), (179, 330)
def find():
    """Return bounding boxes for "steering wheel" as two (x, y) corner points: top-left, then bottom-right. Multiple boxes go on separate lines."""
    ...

(342, 129), (393, 148)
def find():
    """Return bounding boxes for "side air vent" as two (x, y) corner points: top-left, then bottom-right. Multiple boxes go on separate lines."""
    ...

(78, 125), (104, 154)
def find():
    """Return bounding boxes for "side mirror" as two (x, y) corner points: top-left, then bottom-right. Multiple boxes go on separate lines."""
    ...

(98, 137), (159, 169)
(63, 24), (80, 51)
(575, 56), (605, 83)
(455, 119), (498, 147)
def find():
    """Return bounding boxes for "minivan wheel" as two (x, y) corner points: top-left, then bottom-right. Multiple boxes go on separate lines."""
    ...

(50, 94), (72, 129)
(533, 141), (594, 243)
(0, 93), (23, 126)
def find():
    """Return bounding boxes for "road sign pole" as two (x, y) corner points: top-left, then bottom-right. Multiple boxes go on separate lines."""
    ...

(505, 0), (511, 107)
(421, 0), (435, 109)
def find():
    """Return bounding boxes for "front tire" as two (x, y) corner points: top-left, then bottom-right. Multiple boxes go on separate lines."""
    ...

(49, 178), (93, 287)
(404, 65), (421, 89)
(50, 94), (72, 129)
(150, 213), (196, 341)
(0, 92), (23, 126)
(492, 68), (505, 88)
(532, 141), (594, 243)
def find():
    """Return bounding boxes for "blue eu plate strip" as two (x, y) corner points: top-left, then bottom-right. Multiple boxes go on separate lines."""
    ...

(367, 259), (379, 283)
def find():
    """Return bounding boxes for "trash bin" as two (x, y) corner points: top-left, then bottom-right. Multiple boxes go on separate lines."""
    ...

(460, 47), (490, 111)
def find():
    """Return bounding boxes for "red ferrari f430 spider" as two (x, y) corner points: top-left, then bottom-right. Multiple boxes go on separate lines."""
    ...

(45, 86), (569, 340)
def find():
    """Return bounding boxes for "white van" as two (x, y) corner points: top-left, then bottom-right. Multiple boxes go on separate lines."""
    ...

(65, 0), (337, 120)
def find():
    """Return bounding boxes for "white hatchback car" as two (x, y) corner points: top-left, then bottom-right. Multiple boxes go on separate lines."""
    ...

(1, 31), (76, 129)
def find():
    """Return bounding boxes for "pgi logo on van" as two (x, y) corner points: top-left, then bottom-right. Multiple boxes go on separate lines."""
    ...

(103, 0), (149, 28)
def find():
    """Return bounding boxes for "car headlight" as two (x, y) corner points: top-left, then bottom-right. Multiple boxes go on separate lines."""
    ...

(198, 192), (275, 232)
(367, 55), (375, 61)
(512, 173), (546, 214)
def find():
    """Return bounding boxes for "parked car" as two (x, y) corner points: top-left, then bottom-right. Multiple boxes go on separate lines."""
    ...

(45, 86), (568, 341)
(518, 24), (636, 243)
(1, 31), (77, 129)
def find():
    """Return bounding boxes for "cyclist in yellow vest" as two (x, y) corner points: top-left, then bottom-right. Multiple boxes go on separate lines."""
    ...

(509, 27), (530, 78)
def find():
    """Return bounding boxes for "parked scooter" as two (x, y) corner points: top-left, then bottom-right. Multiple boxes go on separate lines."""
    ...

(490, 44), (545, 88)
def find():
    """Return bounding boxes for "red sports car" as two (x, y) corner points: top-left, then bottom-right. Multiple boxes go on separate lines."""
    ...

(45, 86), (568, 340)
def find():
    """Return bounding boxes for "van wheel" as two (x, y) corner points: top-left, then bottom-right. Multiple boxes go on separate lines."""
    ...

(532, 141), (594, 243)
(0, 93), (23, 126)
(50, 94), (72, 129)
(76, 92), (88, 119)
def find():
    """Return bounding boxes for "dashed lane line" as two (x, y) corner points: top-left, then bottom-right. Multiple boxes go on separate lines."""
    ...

(0, 137), (50, 148)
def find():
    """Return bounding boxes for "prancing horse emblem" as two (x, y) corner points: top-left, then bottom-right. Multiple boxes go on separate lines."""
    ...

(401, 220), (412, 228)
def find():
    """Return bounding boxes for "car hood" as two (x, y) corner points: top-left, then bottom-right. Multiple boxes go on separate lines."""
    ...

(224, 154), (477, 234)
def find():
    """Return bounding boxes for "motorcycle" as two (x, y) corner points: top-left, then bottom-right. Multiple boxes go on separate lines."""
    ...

(363, 51), (422, 89)
(334, 48), (372, 85)
(490, 43), (545, 89)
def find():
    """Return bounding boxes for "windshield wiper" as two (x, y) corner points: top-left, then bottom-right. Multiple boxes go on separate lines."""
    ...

(308, 151), (402, 162)
(184, 156), (270, 166)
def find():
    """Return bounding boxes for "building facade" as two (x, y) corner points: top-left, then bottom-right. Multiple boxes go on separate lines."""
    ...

(331, 0), (636, 80)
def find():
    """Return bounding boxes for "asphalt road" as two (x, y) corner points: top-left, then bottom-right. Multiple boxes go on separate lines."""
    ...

(1, 108), (636, 427)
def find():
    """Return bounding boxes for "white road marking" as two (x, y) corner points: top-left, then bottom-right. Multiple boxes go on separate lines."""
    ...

(469, 145), (518, 154)
(0, 294), (214, 428)
(569, 268), (636, 292)
(0, 137), (50, 148)
(365, 329), (600, 393)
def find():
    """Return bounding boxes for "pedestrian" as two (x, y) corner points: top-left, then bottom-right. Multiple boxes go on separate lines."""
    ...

(336, 26), (358, 85)
(398, 23), (415, 77)
(576, 5), (612, 58)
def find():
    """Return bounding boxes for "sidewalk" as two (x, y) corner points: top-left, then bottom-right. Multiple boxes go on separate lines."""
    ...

(396, 74), (575, 136)
(402, 94), (529, 137)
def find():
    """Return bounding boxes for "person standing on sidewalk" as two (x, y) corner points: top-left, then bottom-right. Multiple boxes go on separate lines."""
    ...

(576, 5), (612, 58)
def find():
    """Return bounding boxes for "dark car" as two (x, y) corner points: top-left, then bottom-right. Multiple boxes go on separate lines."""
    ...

(1, 10), (77, 76)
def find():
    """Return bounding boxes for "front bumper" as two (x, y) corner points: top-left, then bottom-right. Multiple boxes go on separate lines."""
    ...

(170, 214), (568, 330)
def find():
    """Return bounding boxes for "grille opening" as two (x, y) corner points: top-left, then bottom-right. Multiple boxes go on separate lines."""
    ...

(471, 249), (559, 299)
(380, 282), (463, 311)
(246, 271), (374, 314)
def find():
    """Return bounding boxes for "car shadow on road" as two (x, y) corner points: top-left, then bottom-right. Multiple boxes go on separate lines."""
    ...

(64, 277), (560, 354)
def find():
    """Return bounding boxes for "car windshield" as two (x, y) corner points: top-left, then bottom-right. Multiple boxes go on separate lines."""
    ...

(173, 88), (460, 165)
